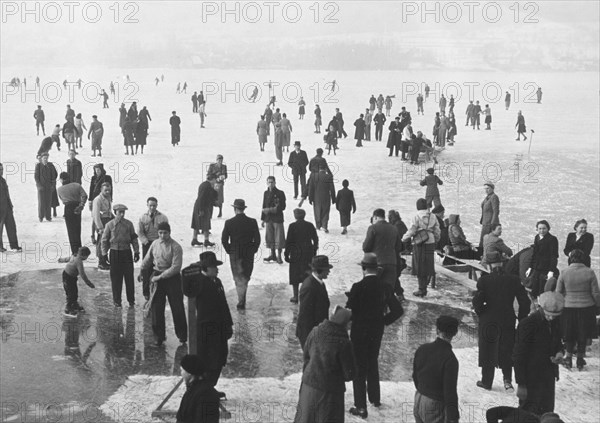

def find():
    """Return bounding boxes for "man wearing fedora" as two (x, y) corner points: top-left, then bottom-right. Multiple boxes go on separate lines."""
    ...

(296, 255), (332, 349)
(287, 141), (309, 200)
(182, 251), (233, 397)
(346, 253), (403, 418)
(261, 176), (287, 264)
(141, 221), (187, 347)
(285, 208), (319, 304)
(221, 199), (261, 310)
(101, 203), (140, 307)
(513, 291), (565, 416)
(34, 152), (58, 222)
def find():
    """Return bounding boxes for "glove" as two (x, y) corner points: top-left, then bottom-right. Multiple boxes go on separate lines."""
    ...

(550, 351), (564, 365)
(547, 271), (554, 279)
(516, 384), (527, 401)
(102, 254), (110, 265)
(525, 268), (532, 278)
(134, 252), (140, 263)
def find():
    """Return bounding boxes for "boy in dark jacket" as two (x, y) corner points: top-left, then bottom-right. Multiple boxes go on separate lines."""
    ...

(335, 179), (356, 235)
(420, 167), (443, 208)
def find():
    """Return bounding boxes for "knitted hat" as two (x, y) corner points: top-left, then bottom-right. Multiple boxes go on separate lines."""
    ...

(436, 315), (459, 337)
(538, 292), (565, 316)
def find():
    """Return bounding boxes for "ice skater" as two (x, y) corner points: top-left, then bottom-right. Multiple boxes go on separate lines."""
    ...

(62, 246), (95, 317)
(515, 111), (528, 141)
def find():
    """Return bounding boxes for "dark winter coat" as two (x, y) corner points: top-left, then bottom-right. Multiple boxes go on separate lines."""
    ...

(308, 171), (335, 207)
(480, 193), (500, 226)
(288, 150), (309, 175)
(373, 113), (386, 127)
(66, 158), (83, 185)
(191, 181), (217, 230)
(504, 246), (534, 284)
(387, 121), (401, 148)
(563, 232), (594, 267)
(285, 219), (319, 285)
(261, 187), (286, 224)
(34, 162), (57, 189)
(353, 118), (365, 140)
(88, 166), (113, 205)
(221, 213), (261, 259)
(176, 379), (220, 423)
(0, 177), (13, 217)
(182, 268), (233, 369)
(119, 106), (127, 128)
(473, 269), (530, 368)
(335, 188), (356, 213)
(512, 309), (563, 415)
(296, 275), (330, 349)
(529, 233), (559, 273)
(420, 174), (443, 197)
(346, 274), (403, 332)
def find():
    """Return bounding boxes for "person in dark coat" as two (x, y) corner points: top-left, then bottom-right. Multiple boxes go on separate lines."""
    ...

(88, 115), (104, 157)
(191, 176), (218, 247)
(285, 208), (319, 304)
(480, 182), (500, 250)
(432, 112), (441, 144)
(373, 110), (386, 141)
(88, 163), (113, 245)
(134, 117), (148, 154)
(354, 114), (366, 147)
(346, 253), (403, 418)
(66, 149), (82, 185)
(486, 407), (564, 423)
(221, 199), (261, 310)
(387, 116), (401, 157)
(362, 208), (402, 292)
(504, 246), (534, 285)
(261, 176), (287, 263)
(182, 252), (233, 395)
(191, 92), (199, 113)
(473, 263), (531, 391)
(410, 133), (424, 165)
(431, 205), (449, 252)
(127, 102), (138, 121)
(0, 163), (21, 252)
(335, 108), (347, 138)
(176, 355), (220, 423)
(313, 105), (322, 133)
(296, 255), (332, 349)
(34, 105), (45, 135)
(412, 315), (460, 423)
(525, 220), (559, 298)
(34, 153), (58, 222)
(288, 141), (309, 200)
(308, 168), (336, 233)
(206, 155), (228, 218)
(563, 219), (594, 267)
(57, 172), (88, 255)
(513, 291), (565, 416)
(324, 125), (338, 155)
(36, 136), (57, 158)
(420, 167), (443, 208)
(335, 179), (356, 235)
(170, 111), (181, 146)
(293, 306), (355, 423)
(122, 117), (135, 155)
(515, 111), (527, 141)
(119, 103), (127, 129)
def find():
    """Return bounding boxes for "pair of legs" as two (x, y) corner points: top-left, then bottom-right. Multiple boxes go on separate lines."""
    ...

(151, 274), (188, 343)
(109, 249), (135, 306)
(230, 255), (254, 309)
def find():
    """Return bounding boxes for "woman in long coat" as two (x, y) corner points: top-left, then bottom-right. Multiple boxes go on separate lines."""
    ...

(284, 208), (319, 303)
(402, 198), (440, 297)
(563, 219), (594, 267)
(122, 117), (135, 155)
(134, 118), (148, 154)
(525, 220), (559, 298)
(354, 115), (365, 147)
(257, 115), (268, 151)
(325, 125), (338, 155)
(191, 179), (218, 247)
(298, 97), (306, 120)
(515, 111), (527, 141)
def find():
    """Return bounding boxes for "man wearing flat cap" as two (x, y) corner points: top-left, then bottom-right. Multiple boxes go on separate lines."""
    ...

(287, 141), (309, 200)
(177, 354), (220, 423)
(284, 208), (319, 304)
(420, 167), (443, 209)
(141, 221), (187, 347)
(34, 152), (58, 222)
(512, 291), (565, 416)
(296, 255), (332, 349)
(480, 182), (500, 251)
(412, 315), (460, 423)
(101, 203), (140, 307)
(346, 253), (403, 418)
(221, 199), (261, 310)
(182, 251), (233, 398)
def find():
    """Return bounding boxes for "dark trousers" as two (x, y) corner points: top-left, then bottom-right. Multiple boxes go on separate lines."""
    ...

(36, 121), (45, 135)
(482, 365), (512, 386)
(0, 210), (19, 249)
(151, 274), (188, 343)
(337, 124), (347, 138)
(109, 249), (135, 305)
(62, 271), (79, 310)
(37, 187), (53, 220)
(230, 254), (255, 306)
(375, 125), (383, 141)
(351, 326), (384, 409)
(64, 202), (82, 255)
(388, 145), (398, 157)
(410, 145), (421, 163)
(193, 103), (198, 113)
(96, 217), (112, 265)
(293, 172), (306, 198)
(365, 124), (371, 140)
(400, 141), (409, 159)
(313, 203), (331, 230)
(472, 114), (480, 128)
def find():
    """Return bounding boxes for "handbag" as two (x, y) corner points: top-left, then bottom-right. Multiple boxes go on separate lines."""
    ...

(413, 229), (430, 245)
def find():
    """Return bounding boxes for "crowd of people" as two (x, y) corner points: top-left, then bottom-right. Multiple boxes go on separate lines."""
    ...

(1, 77), (597, 423)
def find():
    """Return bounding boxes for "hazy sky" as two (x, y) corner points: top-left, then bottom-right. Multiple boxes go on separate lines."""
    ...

(2, 1), (598, 67)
